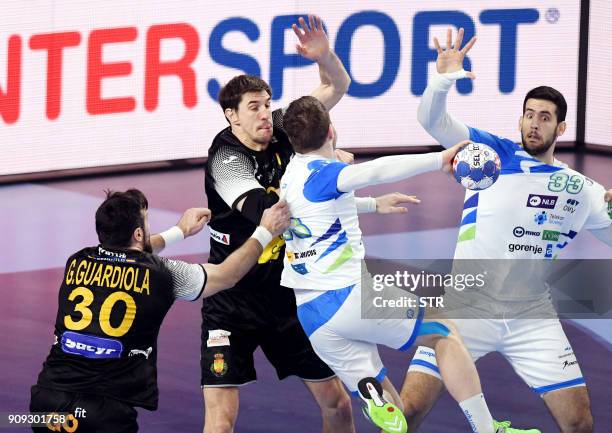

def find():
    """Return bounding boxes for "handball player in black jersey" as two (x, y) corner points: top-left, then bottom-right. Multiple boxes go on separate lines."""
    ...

(202, 15), (355, 433)
(30, 189), (289, 433)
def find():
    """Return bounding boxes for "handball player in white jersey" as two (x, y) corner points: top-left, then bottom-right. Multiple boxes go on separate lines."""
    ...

(402, 28), (612, 433)
(279, 96), (540, 433)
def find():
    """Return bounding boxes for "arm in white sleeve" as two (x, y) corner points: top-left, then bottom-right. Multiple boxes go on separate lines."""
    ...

(354, 197), (377, 213)
(589, 225), (612, 247)
(337, 152), (442, 193)
(417, 71), (471, 148)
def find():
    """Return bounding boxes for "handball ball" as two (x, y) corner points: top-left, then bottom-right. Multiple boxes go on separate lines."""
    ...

(452, 142), (501, 190)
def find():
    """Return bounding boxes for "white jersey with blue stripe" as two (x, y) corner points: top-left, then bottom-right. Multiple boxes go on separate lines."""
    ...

(280, 153), (365, 304)
(452, 126), (611, 301)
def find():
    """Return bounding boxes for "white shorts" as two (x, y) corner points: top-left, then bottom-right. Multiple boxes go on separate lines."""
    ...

(409, 318), (585, 395)
(297, 282), (422, 393)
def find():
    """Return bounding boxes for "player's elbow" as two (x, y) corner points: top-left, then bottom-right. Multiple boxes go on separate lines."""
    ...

(417, 102), (433, 131)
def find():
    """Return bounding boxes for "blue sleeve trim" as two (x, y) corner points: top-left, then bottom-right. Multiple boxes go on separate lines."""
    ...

(468, 126), (517, 167)
(303, 161), (349, 203)
(533, 377), (585, 394)
(410, 359), (440, 374)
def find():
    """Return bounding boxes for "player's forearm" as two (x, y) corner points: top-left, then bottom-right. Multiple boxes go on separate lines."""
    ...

(202, 228), (270, 296)
(313, 51), (351, 110)
(417, 73), (470, 148)
(589, 225), (612, 247)
(151, 226), (184, 254)
(337, 153), (442, 192)
(354, 197), (377, 213)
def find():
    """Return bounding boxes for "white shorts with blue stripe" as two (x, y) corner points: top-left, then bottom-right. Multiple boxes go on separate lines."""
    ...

(297, 282), (422, 393)
(409, 318), (585, 395)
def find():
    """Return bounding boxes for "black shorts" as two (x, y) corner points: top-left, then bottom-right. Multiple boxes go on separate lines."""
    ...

(30, 386), (138, 433)
(201, 285), (335, 386)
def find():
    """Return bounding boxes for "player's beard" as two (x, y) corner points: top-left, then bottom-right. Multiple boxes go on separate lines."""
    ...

(521, 130), (557, 157)
(142, 229), (153, 253)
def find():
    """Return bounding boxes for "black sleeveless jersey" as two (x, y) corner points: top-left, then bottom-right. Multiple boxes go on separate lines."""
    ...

(204, 109), (293, 297)
(35, 245), (201, 410)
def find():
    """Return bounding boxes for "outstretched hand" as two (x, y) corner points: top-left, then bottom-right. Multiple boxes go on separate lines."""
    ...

(375, 193), (421, 214)
(292, 15), (330, 62)
(433, 28), (477, 79)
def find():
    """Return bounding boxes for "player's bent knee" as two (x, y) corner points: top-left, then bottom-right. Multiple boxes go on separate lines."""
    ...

(560, 411), (593, 433)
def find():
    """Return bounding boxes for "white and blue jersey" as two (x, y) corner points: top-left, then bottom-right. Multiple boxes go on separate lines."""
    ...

(280, 153), (366, 305)
(451, 127), (611, 302)
(279, 153), (423, 392)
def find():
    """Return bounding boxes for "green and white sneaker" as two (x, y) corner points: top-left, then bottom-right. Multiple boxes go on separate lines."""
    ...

(494, 420), (541, 433)
(357, 377), (407, 433)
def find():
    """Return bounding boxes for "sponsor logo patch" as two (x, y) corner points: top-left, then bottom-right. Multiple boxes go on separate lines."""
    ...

(209, 227), (230, 245)
(508, 243), (543, 255)
(526, 194), (558, 209)
(61, 331), (122, 359)
(542, 230), (560, 241)
(513, 226), (540, 238)
(207, 329), (231, 348)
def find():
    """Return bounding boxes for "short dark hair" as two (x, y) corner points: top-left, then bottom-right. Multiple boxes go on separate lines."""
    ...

(523, 86), (567, 122)
(95, 189), (148, 247)
(283, 96), (331, 153)
(218, 75), (272, 113)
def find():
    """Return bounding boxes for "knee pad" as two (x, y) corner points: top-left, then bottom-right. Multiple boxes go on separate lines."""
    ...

(407, 346), (442, 380)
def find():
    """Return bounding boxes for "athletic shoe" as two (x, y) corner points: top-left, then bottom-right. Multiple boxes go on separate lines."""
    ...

(357, 377), (407, 433)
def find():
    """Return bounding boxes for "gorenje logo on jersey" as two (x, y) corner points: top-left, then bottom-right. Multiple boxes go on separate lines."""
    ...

(526, 194), (557, 209)
(508, 243), (543, 255)
(512, 226), (541, 238)
(61, 331), (123, 359)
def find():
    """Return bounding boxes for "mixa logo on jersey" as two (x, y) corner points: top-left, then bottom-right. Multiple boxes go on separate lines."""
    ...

(508, 243), (543, 255)
(512, 226), (540, 238)
(563, 199), (580, 214)
(526, 194), (558, 209)
(209, 227), (230, 245)
(61, 331), (123, 359)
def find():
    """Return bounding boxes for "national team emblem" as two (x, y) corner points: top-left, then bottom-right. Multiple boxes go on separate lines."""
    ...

(211, 353), (228, 377)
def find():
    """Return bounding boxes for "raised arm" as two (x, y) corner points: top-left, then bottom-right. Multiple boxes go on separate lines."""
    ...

(336, 142), (466, 193)
(417, 28), (476, 148)
(293, 15), (350, 111)
(202, 200), (291, 296)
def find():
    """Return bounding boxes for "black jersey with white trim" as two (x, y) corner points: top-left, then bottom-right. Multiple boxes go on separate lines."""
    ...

(204, 108), (293, 292)
(35, 245), (207, 410)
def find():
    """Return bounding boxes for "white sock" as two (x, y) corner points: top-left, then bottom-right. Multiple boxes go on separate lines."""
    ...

(459, 393), (494, 433)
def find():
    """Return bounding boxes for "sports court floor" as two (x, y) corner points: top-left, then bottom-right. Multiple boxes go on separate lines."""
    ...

(1, 151), (610, 432)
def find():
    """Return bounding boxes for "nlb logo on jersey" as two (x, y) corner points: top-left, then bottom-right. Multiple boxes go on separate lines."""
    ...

(61, 331), (123, 359)
(526, 194), (558, 209)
